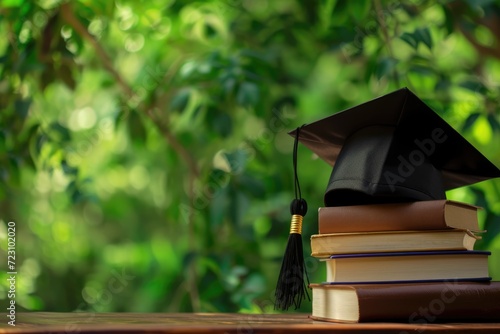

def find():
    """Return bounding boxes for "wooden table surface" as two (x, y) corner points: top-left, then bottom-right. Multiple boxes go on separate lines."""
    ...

(1, 312), (500, 333)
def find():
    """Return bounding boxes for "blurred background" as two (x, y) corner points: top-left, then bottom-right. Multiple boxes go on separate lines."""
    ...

(1, 0), (500, 313)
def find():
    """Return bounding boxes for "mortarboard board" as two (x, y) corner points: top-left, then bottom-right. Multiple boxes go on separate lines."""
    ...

(289, 87), (500, 207)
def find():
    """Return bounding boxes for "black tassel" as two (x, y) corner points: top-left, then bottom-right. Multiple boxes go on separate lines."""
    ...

(274, 126), (310, 311)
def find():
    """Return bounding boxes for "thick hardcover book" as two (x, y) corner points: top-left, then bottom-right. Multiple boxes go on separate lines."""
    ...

(324, 250), (490, 283)
(310, 281), (500, 323)
(318, 200), (481, 234)
(311, 230), (479, 257)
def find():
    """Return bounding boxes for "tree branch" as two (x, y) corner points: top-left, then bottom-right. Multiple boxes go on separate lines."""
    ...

(60, 1), (201, 311)
(59, 2), (199, 177)
(60, 3), (134, 98)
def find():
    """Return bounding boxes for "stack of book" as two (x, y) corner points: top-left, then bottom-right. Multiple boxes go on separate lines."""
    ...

(309, 199), (500, 323)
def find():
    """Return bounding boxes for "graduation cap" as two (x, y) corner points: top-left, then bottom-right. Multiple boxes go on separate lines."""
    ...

(274, 87), (500, 310)
(291, 87), (500, 206)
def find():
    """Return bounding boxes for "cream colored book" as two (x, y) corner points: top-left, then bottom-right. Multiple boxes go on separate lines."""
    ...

(311, 229), (479, 257)
(323, 251), (490, 283)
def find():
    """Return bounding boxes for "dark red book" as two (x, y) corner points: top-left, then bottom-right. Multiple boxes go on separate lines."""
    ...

(310, 281), (500, 323)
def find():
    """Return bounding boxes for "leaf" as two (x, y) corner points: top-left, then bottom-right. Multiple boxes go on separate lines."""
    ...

(435, 77), (451, 91)
(236, 82), (259, 107)
(61, 159), (78, 176)
(7, 155), (20, 186)
(71, 189), (85, 204)
(347, 0), (371, 22)
(409, 64), (434, 75)
(442, 6), (455, 36)
(169, 89), (190, 113)
(128, 110), (147, 144)
(228, 188), (249, 228)
(222, 77), (236, 96)
(238, 173), (266, 199)
(0, 130), (6, 152)
(487, 114), (500, 133)
(206, 107), (233, 138)
(375, 57), (398, 80)
(462, 112), (481, 132)
(212, 112), (232, 138)
(414, 27), (433, 50)
(209, 185), (227, 229)
(14, 98), (32, 119)
(400, 32), (418, 49)
(318, 0), (338, 32)
(204, 22), (217, 38)
(223, 149), (247, 173)
(49, 122), (71, 142)
(459, 79), (487, 95)
(35, 134), (48, 157)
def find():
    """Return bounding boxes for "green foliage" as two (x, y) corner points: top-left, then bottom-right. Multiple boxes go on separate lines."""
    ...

(1, 0), (500, 313)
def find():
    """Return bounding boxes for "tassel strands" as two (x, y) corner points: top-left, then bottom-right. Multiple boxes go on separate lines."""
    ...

(274, 126), (310, 311)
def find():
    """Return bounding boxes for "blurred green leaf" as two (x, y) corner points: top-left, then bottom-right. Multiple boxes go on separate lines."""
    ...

(414, 27), (433, 50)
(169, 89), (191, 113)
(7, 155), (21, 185)
(459, 79), (488, 95)
(224, 149), (247, 174)
(35, 133), (48, 157)
(442, 6), (455, 35)
(128, 110), (147, 143)
(238, 174), (266, 199)
(61, 159), (78, 176)
(347, 0), (371, 22)
(207, 107), (233, 138)
(487, 114), (500, 133)
(375, 57), (398, 80)
(237, 82), (259, 107)
(400, 32), (418, 49)
(0, 130), (6, 152)
(14, 98), (32, 119)
(462, 112), (481, 132)
(49, 122), (71, 142)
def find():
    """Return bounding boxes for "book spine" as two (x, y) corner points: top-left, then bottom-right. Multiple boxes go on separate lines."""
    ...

(318, 201), (448, 233)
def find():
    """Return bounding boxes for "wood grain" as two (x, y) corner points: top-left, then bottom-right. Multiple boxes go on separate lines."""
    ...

(1, 313), (500, 333)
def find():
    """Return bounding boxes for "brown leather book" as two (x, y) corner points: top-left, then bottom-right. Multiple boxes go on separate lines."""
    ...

(318, 200), (481, 234)
(310, 281), (500, 323)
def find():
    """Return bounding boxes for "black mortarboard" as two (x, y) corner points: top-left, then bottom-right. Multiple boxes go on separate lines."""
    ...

(290, 87), (500, 207)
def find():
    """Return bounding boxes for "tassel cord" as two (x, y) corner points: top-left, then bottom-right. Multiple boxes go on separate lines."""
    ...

(274, 125), (310, 311)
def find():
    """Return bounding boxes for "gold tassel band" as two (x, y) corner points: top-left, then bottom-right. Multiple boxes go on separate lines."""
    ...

(290, 214), (303, 234)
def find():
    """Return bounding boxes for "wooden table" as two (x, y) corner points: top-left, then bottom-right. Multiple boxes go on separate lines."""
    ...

(1, 313), (500, 333)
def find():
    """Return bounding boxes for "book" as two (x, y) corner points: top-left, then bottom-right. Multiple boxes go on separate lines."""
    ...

(318, 200), (482, 234)
(323, 251), (491, 283)
(310, 230), (479, 257)
(310, 281), (500, 323)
